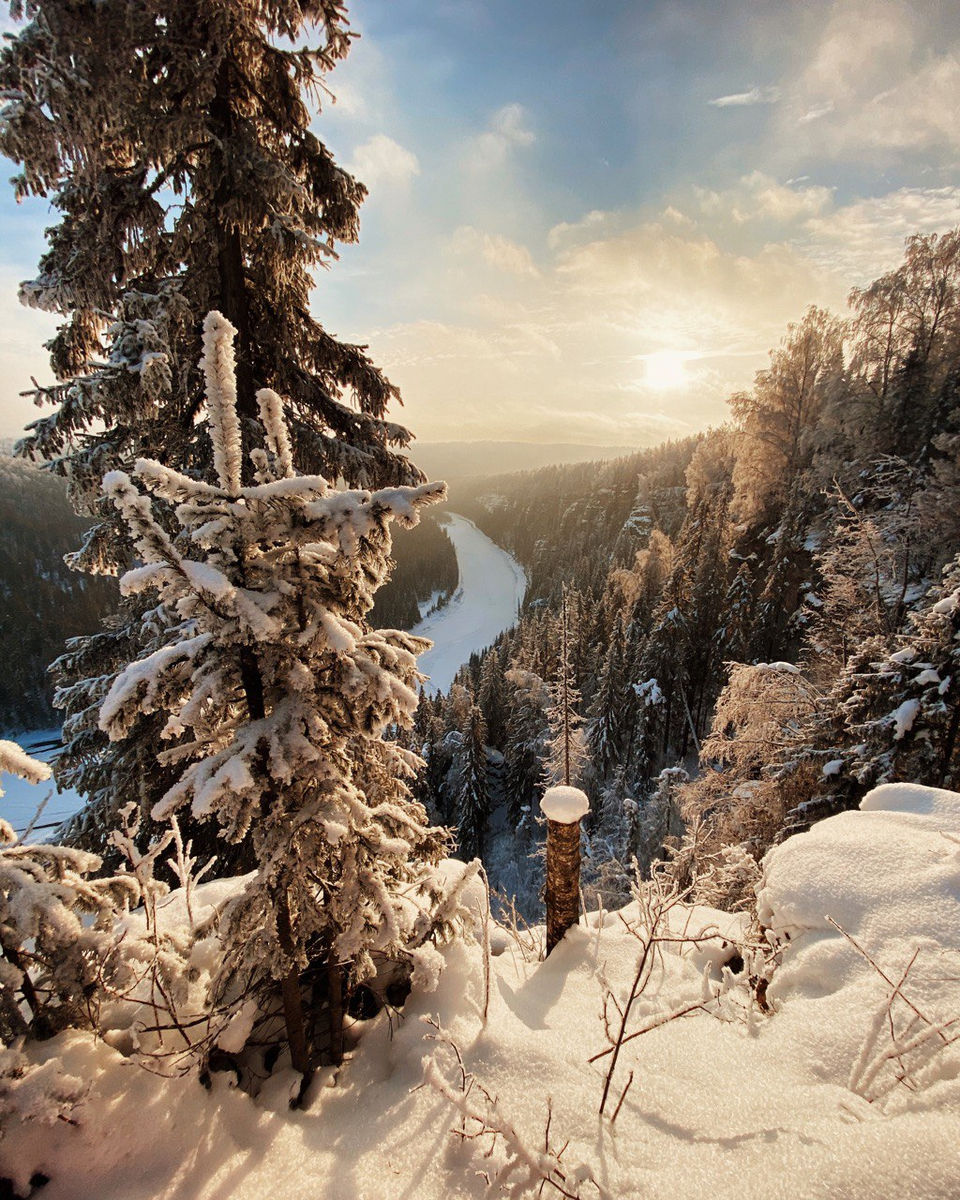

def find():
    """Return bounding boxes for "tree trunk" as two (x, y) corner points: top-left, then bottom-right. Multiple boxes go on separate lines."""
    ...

(209, 59), (256, 423)
(236, 631), (311, 1088)
(276, 890), (311, 1085)
(545, 818), (580, 955)
(327, 959), (344, 1067)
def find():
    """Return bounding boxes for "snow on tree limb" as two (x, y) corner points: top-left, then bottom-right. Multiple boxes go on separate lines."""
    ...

(0, 741), (51, 790)
(199, 312), (244, 496)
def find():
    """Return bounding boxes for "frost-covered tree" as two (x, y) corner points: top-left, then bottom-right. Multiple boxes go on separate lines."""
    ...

(715, 562), (754, 666)
(847, 230), (960, 456)
(1, 0), (423, 856)
(731, 307), (845, 525)
(778, 552), (960, 840)
(678, 661), (818, 863)
(0, 740), (143, 1043)
(543, 591), (589, 789)
(806, 466), (932, 679)
(96, 313), (451, 1079)
(454, 704), (489, 861)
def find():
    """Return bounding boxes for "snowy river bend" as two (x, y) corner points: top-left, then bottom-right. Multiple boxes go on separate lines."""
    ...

(410, 513), (527, 695)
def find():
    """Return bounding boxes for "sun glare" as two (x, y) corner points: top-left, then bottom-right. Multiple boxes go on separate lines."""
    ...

(643, 351), (690, 390)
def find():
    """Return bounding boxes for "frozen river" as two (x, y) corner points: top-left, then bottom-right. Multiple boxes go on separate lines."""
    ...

(411, 513), (526, 695)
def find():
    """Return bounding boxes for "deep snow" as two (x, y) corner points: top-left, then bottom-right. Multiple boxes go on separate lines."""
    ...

(411, 514), (526, 695)
(4, 781), (960, 1199)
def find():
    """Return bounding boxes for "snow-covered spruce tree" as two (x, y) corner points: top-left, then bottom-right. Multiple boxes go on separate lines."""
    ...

(777, 551), (960, 839)
(454, 704), (489, 861)
(588, 614), (629, 781)
(97, 313), (451, 1081)
(1, 0), (422, 858)
(2, 1), (415, 492)
(502, 665), (549, 829)
(633, 765), (687, 877)
(542, 590), (589, 790)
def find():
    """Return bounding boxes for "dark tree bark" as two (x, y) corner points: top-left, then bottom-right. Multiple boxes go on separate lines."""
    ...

(545, 818), (580, 956)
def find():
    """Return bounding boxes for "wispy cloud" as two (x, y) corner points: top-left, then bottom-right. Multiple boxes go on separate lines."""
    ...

(709, 85), (780, 108)
(346, 135), (420, 190)
(450, 226), (540, 278)
(798, 101), (835, 125)
(471, 104), (535, 168)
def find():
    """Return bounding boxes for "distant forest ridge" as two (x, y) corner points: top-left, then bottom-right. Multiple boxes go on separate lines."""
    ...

(405, 440), (635, 482)
(0, 455), (116, 732)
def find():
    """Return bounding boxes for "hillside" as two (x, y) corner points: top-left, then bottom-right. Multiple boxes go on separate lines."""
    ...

(0, 456), (114, 732)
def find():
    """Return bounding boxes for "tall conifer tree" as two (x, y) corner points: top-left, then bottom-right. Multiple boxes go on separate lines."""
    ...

(0, 1), (421, 850)
(98, 312), (450, 1081)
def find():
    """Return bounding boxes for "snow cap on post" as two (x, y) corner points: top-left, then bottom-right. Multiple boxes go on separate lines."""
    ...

(540, 785), (589, 824)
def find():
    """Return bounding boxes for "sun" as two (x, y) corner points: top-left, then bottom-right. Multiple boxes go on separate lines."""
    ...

(643, 351), (690, 390)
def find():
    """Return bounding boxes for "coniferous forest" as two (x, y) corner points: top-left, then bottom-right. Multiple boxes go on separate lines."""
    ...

(1, 3), (959, 1198)
(407, 235), (960, 914)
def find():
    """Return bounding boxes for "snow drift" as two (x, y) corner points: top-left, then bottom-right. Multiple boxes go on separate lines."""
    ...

(3, 782), (959, 1199)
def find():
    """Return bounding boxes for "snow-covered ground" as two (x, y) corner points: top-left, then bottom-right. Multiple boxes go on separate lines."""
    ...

(411, 514), (526, 695)
(0, 729), (81, 840)
(5, 781), (959, 1198)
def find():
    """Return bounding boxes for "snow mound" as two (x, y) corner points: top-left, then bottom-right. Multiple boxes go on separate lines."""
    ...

(756, 781), (960, 1138)
(758, 781), (960, 951)
(540, 785), (589, 823)
(4, 787), (960, 1199)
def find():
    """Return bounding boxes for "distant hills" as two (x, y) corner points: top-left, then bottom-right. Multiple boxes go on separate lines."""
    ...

(406, 441), (634, 483)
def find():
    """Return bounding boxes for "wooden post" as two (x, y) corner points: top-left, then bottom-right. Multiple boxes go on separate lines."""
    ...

(540, 785), (589, 956)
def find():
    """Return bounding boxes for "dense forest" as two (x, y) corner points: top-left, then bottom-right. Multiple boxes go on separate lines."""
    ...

(368, 512), (458, 630)
(0, 455), (114, 731)
(408, 229), (960, 914)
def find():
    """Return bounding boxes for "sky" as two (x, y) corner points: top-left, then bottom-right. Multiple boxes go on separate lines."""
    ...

(1, 0), (959, 448)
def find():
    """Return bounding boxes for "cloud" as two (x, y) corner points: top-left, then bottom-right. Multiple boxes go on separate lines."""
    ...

(547, 210), (615, 251)
(779, 2), (960, 158)
(345, 135), (420, 190)
(798, 186), (960, 282)
(450, 226), (540, 278)
(471, 104), (535, 169)
(697, 172), (834, 225)
(709, 86), (781, 108)
(358, 214), (852, 446)
(348, 154), (960, 448)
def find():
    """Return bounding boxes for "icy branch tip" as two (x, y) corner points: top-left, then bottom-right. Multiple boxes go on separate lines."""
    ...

(540, 785), (589, 824)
